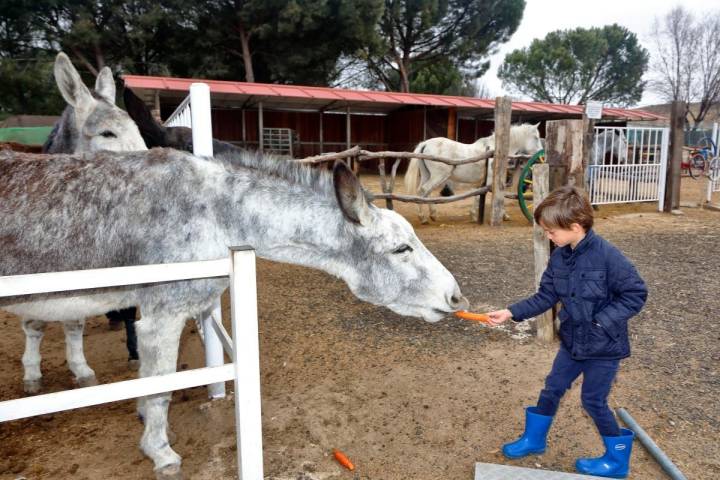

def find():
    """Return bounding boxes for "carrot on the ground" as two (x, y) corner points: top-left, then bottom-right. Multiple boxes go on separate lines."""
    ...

(454, 310), (492, 324)
(332, 448), (355, 471)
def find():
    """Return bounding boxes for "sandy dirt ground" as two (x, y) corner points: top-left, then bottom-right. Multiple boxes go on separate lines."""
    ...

(0, 174), (718, 480)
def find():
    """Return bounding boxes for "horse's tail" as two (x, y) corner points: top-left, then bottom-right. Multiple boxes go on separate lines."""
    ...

(404, 142), (426, 195)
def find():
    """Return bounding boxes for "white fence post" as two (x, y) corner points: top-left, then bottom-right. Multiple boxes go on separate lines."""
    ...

(229, 247), (264, 479)
(166, 83), (226, 398)
(189, 83), (213, 157)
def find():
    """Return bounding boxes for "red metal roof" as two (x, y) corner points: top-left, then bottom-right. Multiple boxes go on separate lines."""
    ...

(122, 74), (666, 122)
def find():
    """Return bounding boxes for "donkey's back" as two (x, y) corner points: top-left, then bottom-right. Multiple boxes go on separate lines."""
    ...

(0, 149), (229, 276)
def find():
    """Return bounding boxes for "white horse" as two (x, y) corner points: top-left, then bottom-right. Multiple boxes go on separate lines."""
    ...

(404, 123), (543, 223)
(18, 52), (147, 394)
(592, 128), (628, 165)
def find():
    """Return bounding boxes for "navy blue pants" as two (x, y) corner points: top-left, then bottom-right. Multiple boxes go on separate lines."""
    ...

(535, 346), (621, 436)
(106, 307), (139, 361)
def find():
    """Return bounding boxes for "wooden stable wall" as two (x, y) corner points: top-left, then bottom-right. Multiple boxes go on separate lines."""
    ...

(205, 109), (388, 158)
(162, 103), (512, 172)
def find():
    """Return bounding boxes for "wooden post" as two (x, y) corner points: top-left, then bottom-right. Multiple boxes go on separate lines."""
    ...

(545, 120), (585, 190)
(241, 109), (247, 149)
(581, 114), (595, 192)
(346, 106), (351, 150)
(423, 106), (427, 140)
(490, 96), (512, 226)
(447, 107), (457, 140)
(258, 102), (264, 152)
(152, 90), (161, 122)
(532, 163), (555, 343)
(664, 100), (684, 212)
(319, 111), (324, 154)
(346, 106), (357, 173)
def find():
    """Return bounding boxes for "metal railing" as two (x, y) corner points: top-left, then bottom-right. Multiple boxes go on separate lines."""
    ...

(588, 126), (669, 210)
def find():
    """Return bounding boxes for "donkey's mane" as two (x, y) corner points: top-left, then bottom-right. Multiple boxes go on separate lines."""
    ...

(217, 149), (335, 196)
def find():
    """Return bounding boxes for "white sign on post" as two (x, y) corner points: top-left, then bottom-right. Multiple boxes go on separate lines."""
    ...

(585, 101), (603, 119)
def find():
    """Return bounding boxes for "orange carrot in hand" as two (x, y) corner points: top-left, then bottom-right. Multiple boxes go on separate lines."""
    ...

(333, 448), (355, 471)
(455, 310), (491, 324)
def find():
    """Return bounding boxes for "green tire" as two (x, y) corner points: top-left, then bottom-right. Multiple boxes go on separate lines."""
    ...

(518, 149), (545, 223)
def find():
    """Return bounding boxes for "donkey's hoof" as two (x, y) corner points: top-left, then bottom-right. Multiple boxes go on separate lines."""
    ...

(155, 464), (183, 480)
(128, 359), (141, 371)
(77, 375), (98, 388)
(24, 379), (42, 394)
(419, 217), (430, 225)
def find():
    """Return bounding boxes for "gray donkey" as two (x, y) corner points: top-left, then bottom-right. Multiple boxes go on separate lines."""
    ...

(17, 52), (147, 394)
(0, 147), (468, 479)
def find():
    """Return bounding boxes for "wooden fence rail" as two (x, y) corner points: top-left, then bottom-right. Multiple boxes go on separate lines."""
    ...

(292, 145), (533, 209)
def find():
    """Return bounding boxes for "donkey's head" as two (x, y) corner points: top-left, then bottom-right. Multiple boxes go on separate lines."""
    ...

(331, 161), (468, 322)
(52, 53), (146, 153)
(510, 123), (543, 155)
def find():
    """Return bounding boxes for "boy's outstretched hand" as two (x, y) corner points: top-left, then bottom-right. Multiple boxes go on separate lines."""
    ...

(487, 309), (513, 326)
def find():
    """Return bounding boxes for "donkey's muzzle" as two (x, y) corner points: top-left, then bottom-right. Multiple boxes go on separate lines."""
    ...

(446, 289), (469, 311)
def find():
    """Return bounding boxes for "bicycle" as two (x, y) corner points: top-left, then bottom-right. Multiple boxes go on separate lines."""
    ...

(682, 136), (717, 179)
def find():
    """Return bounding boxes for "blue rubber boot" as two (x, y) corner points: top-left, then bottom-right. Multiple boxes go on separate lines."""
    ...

(502, 407), (553, 459)
(575, 428), (635, 478)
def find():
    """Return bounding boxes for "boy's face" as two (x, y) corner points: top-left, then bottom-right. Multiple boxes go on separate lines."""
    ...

(540, 222), (586, 248)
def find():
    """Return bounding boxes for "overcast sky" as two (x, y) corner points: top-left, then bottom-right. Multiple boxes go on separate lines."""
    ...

(480, 0), (711, 107)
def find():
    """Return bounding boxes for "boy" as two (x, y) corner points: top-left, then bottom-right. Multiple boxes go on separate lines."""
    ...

(487, 186), (647, 479)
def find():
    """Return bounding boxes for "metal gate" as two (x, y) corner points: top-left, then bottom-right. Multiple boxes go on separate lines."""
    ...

(586, 126), (669, 210)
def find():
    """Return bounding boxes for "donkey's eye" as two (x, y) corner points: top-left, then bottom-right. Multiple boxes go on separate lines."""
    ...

(392, 244), (413, 254)
(100, 130), (117, 138)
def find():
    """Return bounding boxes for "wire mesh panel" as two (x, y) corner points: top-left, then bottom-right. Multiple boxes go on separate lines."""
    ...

(262, 128), (297, 157)
(586, 126), (669, 211)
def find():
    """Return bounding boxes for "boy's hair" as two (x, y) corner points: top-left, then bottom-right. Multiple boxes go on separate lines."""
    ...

(534, 185), (594, 231)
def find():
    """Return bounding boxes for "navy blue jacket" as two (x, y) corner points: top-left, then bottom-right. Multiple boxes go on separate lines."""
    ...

(509, 229), (647, 360)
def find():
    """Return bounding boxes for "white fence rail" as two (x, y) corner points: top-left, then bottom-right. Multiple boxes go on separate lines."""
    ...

(587, 126), (669, 211)
(0, 249), (264, 479)
(163, 83), (225, 398)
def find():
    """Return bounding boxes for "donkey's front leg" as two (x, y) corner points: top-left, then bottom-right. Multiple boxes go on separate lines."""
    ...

(21, 319), (46, 394)
(136, 315), (186, 480)
(63, 319), (98, 387)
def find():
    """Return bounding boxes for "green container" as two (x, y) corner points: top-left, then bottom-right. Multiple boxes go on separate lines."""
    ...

(0, 127), (54, 146)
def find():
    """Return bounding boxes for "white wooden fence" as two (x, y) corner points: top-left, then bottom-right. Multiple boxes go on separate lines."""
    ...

(0, 249), (264, 479)
(165, 83), (226, 398)
(707, 123), (720, 203)
(587, 126), (669, 211)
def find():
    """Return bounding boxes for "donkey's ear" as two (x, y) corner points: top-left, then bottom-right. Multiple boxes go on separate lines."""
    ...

(54, 52), (94, 113)
(95, 66), (116, 104)
(123, 83), (167, 147)
(533, 122), (541, 128)
(333, 160), (370, 225)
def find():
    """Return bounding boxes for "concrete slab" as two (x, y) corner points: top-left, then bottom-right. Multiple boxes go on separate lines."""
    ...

(474, 462), (608, 480)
